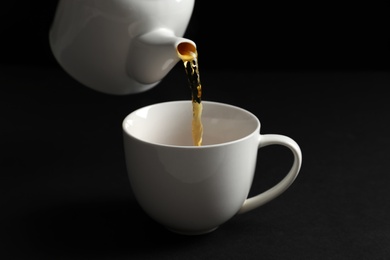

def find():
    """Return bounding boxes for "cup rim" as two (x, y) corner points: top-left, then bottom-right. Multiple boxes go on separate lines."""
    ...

(122, 100), (260, 148)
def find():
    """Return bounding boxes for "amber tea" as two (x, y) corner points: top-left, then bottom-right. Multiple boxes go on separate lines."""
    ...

(177, 43), (203, 146)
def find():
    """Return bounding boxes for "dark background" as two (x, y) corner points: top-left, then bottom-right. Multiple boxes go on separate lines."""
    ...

(1, 1), (389, 70)
(1, 1), (390, 259)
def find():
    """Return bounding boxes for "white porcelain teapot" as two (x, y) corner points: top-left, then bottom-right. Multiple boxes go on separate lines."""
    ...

(49, 0), (196, 95)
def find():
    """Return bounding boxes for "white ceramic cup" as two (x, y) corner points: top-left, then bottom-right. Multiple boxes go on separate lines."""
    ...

(122, 101), (302, 235)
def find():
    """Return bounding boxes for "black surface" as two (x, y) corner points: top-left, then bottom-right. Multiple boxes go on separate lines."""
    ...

(1, 1), (390, 259)
(2, 65), (390, 259)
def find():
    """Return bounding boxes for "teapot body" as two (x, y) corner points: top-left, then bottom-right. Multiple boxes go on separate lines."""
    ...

(49, 0), (195, 95)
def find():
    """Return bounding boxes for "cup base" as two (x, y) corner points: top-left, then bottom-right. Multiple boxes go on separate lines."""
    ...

(165, 226), (219, 236)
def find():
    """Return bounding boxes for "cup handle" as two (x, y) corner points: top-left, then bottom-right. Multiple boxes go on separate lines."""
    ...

(238, 134), (302, 214)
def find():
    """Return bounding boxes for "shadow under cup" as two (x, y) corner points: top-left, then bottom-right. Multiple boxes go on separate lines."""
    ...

(122, 100), (261, 235)
(123, 100), (259, 146)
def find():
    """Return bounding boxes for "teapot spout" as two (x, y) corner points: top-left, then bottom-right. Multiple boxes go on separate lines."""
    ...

(127, 28), (196, 85)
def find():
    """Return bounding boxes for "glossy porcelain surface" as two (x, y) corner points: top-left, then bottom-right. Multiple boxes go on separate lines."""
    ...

(122, 101), (302, 235)
(49, 0), (195, 95)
